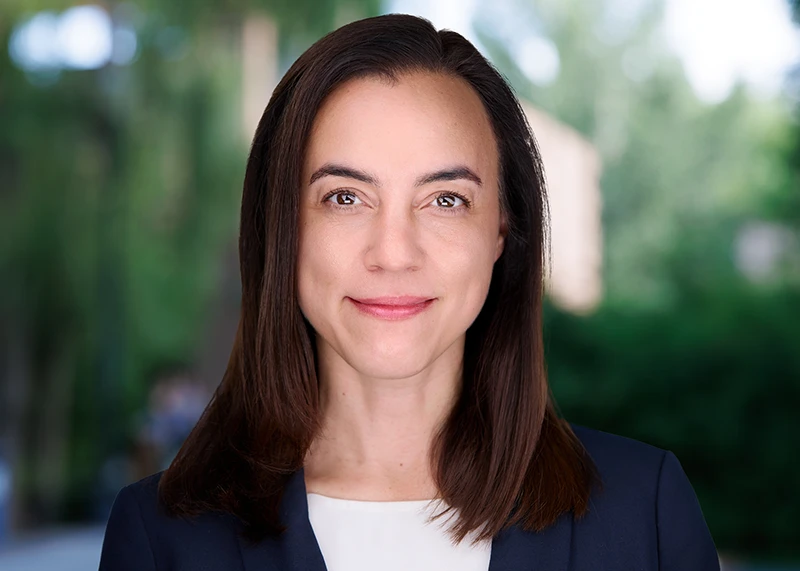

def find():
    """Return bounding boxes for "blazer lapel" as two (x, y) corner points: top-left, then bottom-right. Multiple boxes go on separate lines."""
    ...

(238, 467), (573, 571)
(238, 468), (328, 571)
(488, 511), (573, 571)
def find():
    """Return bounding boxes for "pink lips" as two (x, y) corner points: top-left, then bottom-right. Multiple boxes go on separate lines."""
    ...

(348, 296), (435, 320)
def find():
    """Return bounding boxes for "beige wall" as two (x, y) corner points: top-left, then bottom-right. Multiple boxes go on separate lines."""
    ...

(522, 103), (603, 314)
(241, 14), (278, 145)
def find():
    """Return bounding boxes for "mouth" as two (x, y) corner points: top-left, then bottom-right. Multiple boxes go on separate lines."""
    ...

(347, 296), (435, 320)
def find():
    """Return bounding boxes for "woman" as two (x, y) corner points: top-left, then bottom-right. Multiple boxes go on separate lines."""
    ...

(99, 13), (719, 571)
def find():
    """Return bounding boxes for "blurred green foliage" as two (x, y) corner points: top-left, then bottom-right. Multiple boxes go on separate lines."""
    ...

(0, 6), (247, 522)
(545, 286), (800, 559)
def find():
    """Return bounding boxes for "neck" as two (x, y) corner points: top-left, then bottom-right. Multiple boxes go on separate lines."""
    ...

(303, 339), (463, 501)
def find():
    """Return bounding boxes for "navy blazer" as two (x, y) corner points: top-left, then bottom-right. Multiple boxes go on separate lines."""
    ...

(98, 424), (720, 570)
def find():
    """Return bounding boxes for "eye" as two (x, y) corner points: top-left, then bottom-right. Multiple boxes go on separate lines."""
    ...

(323, 190), (363, 208)
(433, 191), (471, 210)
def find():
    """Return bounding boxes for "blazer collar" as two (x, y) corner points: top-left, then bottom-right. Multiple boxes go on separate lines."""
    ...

(237, 468), (573, 571)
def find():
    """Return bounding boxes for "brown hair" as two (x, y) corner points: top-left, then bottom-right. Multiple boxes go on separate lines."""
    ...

(159, 13), (598, 545)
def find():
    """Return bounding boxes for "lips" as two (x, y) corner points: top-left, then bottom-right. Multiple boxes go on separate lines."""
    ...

(352, 296), (433, 306)
(347, 296), (435, 320)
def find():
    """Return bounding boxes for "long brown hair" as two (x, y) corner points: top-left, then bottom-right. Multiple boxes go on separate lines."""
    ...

(159, 13), (598, 545)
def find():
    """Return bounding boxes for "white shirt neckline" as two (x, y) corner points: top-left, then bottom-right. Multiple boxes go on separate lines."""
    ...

(306, 491), (492, 571)
(306, 492), (443, 513)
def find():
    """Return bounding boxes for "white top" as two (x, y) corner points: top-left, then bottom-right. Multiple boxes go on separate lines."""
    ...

(307, 492), (492, 571)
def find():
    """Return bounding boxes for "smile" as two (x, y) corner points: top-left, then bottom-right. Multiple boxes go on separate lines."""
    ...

(347, 297), (435, 320)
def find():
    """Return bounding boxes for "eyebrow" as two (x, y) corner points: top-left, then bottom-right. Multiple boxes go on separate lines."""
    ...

(309, 163), (483, 188)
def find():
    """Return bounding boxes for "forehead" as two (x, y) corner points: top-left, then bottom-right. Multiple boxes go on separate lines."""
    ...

(303, 71), (498, 180)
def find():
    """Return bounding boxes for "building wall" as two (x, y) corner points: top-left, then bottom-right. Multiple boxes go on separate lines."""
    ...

(522, 103), (603, 314)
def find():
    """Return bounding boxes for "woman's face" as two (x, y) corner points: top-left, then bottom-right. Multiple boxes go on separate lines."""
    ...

(298, 71), (505, 380)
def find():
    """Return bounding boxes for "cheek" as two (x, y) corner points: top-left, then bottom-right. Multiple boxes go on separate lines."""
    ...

(443, 232), (498, 308)
(296, 220), (350, 316)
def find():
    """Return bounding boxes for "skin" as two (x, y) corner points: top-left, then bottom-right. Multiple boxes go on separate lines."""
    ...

(297, 71), (506, 501)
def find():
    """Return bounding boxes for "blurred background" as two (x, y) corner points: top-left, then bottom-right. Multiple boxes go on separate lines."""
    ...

(1, 0), (799, 568)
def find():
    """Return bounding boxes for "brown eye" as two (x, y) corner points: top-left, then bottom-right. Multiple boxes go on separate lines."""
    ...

(434, 192), (471, 210)
(324, 191), (362, 207)
(436, 195), (459, 208)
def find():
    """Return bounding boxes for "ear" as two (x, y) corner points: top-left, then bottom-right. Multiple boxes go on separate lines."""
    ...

(495, 211), (507, 262)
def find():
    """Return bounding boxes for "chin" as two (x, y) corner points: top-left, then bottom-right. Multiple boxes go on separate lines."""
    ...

(347, 348), (431, 380)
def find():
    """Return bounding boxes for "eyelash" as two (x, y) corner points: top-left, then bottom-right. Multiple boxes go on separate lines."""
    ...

(321, 189), (472, 213)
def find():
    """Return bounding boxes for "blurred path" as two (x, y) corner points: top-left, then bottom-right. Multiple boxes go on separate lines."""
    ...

(0, 526), (104, 571)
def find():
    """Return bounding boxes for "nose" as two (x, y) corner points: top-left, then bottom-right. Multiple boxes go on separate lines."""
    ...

(363, 203), (424, 272)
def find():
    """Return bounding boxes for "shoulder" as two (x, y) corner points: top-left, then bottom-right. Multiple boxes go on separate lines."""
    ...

(568, 421), (693, 513)
(111, 472), (176, 536)
(99, 471), (242, 570)
(569, 423), (667, 494)
(566, 423), (720, 570)
(569, 423), (666, 464)
(120, 471), (164, 511)
(567, 423), (666, 528)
